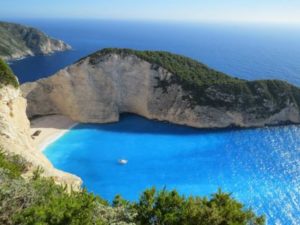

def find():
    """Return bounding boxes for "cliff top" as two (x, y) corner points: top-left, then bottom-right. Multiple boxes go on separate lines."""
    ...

(0, 58), (19, 88)
(83, 48), (300, 117)
(87, 48), (240, 87)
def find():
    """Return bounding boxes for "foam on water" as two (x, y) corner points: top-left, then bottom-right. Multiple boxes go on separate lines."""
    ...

(44, 114), (300, 225)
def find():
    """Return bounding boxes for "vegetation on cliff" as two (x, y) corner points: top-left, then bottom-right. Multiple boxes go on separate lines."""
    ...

(88, 48), (300, 119)
(0, 21), (70, 60)
(0, 58), (19, 88)
(0, 150), (265, 225)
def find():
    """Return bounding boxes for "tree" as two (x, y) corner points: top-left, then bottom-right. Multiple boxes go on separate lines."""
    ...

(134, 188), (265, 225)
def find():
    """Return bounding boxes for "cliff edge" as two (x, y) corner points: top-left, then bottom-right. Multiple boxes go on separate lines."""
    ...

(0, 59), (81, 187)
(22, 48), (300, 128)
(0, 21), (71, 61)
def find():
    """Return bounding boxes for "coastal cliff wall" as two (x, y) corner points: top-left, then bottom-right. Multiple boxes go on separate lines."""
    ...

(0, 21), (71, 61)
(21, 49), (300, 128)
(0, 85), (81, 186)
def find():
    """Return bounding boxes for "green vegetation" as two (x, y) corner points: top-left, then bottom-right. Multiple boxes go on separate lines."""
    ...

(0, 21), (69, 60)
(0, 149), (27, 178)
(88, 48), (236, 87)
(13, 183), (106, 225)
(0, 150), (265, 225)
(88, 48), (300, 118)
(135, 188), (265, 225)
(0, 58), (19, 88)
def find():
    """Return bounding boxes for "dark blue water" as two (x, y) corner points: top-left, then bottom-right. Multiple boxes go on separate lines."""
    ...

(9, 19), (300, 224)
(44, 114), (300, 225)
(7, 19), (300, 86)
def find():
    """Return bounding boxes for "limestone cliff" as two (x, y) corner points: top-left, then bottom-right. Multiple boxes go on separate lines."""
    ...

(0, 21), (71, 61)
(0, 59), (80, 187)
(22, 49), (300, 128)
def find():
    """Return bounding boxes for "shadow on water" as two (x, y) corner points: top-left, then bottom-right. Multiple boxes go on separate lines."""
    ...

(69, 113), (275, 136)
(31, 113), (299, 136)
(43, 112), (300, 224)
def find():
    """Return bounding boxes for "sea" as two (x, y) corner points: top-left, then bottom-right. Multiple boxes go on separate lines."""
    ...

(6, 19), (300, 85)
(44, 114), (300, 225)
(5, 19), (300, 224)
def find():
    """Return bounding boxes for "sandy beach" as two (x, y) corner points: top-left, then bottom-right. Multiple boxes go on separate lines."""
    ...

(30, 115), (78, 151)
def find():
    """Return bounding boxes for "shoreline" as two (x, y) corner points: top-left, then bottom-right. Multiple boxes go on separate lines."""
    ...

(30, 115), (78, 151)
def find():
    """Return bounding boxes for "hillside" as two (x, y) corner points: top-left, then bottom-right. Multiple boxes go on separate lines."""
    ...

(0, 59), (81, 190)
(0, 21), (71, 60)
(89, 49), (300, 118)
(0, 58), (19, 88)
(22, 48), (300, 128)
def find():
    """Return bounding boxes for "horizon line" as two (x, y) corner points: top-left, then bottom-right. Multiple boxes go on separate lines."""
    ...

(1, 17), (300, 26)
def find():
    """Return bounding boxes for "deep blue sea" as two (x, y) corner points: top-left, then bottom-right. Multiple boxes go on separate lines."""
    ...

(44, 114), (300, 225)
(6, 19), (300, 224)
(6, 19), (300, 86)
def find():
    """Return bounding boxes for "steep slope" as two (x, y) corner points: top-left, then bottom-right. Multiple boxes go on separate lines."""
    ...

(22, 48), (300, 128)
(0, 58), (80, 186)
(0, 58), (19, 88)
(0, 21), (71, 60)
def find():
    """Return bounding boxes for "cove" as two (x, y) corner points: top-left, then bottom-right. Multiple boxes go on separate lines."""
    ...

(44, 114), (300, 225)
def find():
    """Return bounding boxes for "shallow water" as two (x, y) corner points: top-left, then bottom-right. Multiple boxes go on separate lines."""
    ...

(44, 114), (300, 225)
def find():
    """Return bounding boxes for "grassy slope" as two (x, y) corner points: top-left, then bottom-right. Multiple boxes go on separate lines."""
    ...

(88, 48), (300, 118)
(0, 58), (19, 88)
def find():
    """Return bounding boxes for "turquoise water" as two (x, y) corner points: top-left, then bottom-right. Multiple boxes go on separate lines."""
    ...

(44, 114), (300, 225)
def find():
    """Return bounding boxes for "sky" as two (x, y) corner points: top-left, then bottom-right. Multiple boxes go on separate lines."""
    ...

(1, 0), (300, 24)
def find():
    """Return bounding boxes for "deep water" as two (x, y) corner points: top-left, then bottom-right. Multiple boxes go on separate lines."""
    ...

(7, 19), (300, 224)
(44, 114), (300, 225)
(6, 19), (300, 86)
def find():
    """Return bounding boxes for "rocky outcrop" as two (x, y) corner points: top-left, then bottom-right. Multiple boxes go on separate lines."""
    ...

(0, 85), (81, 187)
(0, 21), (71, 61)
(21, 49), (300, 128)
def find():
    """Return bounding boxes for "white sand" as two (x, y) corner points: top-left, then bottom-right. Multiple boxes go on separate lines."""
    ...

(30, 115), (78, 151)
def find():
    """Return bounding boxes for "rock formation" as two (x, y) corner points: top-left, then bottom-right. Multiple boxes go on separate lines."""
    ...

(22, 49), (300, 128)
(0, 59), (80, 187)
(0, 21), (71, 61)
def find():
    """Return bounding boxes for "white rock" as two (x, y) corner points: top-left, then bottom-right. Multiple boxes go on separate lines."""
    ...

(21, 53), (300, 128)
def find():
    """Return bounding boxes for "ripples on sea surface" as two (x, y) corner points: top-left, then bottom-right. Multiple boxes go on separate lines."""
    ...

(6, 19), (300, 86)
(44, 114), (300, 225)
(9, 19), (300, 224)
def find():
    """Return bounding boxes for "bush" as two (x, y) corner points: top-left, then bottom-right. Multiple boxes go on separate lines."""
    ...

(134, 187), (265, 225)
(13, 179), (106, 225)
(0, 170), (135, 225)
(0, 58), (19, 88)
(0, 149), (27, 178)
(0, 172), (36, 225)
(0, 152), (265, 225)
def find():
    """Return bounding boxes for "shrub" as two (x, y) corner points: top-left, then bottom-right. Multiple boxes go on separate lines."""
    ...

(0, 58), (19, 88)
(13, 179), (106, 225)
(0, 149), (27, 178)
(0, 172), (36, 225)
(134, 187), (265, 225)
(0, 152), (265, 225)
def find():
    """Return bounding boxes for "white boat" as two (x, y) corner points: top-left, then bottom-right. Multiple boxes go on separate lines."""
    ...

(118, 159), (128, 165)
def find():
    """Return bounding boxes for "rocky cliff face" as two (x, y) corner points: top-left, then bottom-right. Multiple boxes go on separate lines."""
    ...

(0, 21), (71, 61)
(21, 49), (300, 128)
(0, 85), (81, 186)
